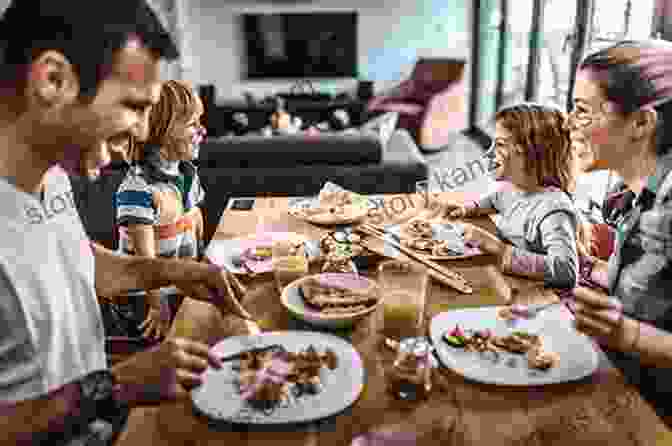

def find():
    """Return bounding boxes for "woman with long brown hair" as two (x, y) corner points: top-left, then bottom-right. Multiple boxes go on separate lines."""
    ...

(565, 40), (672, 422)
(115, 79), (207, 340)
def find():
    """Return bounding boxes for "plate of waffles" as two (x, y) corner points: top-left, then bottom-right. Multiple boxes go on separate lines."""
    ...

(385, 218), (484, 260)
(280, 273), (382, 329)
(192, 331), (365, 425)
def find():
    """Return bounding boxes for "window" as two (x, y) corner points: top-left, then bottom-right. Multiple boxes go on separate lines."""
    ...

(470, 0), (657, 220)
(588, 0), (656, 52)
(472, 0), (657, 123)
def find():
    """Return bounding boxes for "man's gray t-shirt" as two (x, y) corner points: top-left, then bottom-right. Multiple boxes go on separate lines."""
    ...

(0, 166), (106, 402)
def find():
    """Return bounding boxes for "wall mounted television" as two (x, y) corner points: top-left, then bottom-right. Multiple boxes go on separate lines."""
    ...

(240, 12), (358, 79)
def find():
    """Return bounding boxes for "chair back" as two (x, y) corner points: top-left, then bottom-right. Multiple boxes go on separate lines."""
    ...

(70, 162), (130, 250)
(367, 58), (467, 147)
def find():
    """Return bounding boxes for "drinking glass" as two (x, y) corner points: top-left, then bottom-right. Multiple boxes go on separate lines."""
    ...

(272, 240), (308, 294)
(378, 260), (429, 349)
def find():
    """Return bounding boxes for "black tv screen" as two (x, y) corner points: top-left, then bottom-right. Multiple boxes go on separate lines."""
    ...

(240, 12), (358, 79)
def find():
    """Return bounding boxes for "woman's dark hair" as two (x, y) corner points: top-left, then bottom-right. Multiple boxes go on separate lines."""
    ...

(0, 0), (179, 101)
(579, 40), (672, 156)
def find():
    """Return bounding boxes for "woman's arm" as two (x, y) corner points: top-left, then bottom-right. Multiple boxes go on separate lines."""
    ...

(573, 287), (672, 369)
(625, 318), (672, 368)
(500, 211), (578, 289)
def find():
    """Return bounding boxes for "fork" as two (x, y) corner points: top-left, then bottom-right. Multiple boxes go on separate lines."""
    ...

(219, 344), (287, 362)
(508, 300), (568, 319)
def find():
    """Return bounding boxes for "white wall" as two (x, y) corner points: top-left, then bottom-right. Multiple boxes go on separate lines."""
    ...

(0, 0), (471, 104)
(178, 0), (471, 102)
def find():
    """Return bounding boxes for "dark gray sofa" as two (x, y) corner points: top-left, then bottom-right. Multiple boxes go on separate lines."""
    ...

(197, 132), (426, 194)
(196, 132), (426, 241)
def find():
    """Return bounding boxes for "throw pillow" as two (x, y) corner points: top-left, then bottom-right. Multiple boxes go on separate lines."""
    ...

(358, 111), (399, 149)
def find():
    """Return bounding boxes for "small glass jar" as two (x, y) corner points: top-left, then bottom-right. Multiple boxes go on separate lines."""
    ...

(387, 337), (432, 401)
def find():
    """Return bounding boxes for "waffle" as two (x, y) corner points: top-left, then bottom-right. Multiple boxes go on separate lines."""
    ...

(299, 277), (379, 313)
(491, 332), (541, 354)
(236, 345), (338, 411)
(526, 344), (559, 370)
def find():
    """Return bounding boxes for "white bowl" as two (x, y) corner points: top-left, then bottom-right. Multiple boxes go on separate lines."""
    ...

(280, 273), (381, 329)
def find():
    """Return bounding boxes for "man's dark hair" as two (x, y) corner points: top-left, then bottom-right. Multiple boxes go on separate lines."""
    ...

(0, 0), (179, 100)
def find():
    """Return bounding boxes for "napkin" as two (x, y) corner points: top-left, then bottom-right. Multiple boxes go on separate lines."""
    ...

(318, 181), (369, 208)
(235, 234), (321, 274)
(288, 182), (369, 211)
(219, 233), (306, 274)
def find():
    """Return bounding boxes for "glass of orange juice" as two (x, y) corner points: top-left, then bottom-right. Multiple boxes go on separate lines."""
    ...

(378, 260), (429, 348)
(272, 240), (309, 294)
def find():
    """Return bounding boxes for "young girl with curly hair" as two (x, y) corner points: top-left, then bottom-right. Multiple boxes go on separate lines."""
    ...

(442, 103), (595, 290)
(114, 79), (207, 340)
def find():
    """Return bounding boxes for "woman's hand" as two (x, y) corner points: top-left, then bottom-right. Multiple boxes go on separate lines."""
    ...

(461, 223), (505, 258)
(573, 287), (639, 351)
(139, 299), (172, 341)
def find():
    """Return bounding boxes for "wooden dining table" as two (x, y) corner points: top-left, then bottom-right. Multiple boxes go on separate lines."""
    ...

(114, 193), (672, 446)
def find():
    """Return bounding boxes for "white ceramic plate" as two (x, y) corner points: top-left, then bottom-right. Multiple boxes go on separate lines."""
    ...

(205, 232), (321, 274)
(288, 196), (370, 226)
(281, 273), (380, 329)
(191, 331), (365, 424)
(386, 221), (483, 260)
(429, 306), (599, 386)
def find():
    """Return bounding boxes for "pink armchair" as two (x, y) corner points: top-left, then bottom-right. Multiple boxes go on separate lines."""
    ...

(367, 58), (467, 151)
